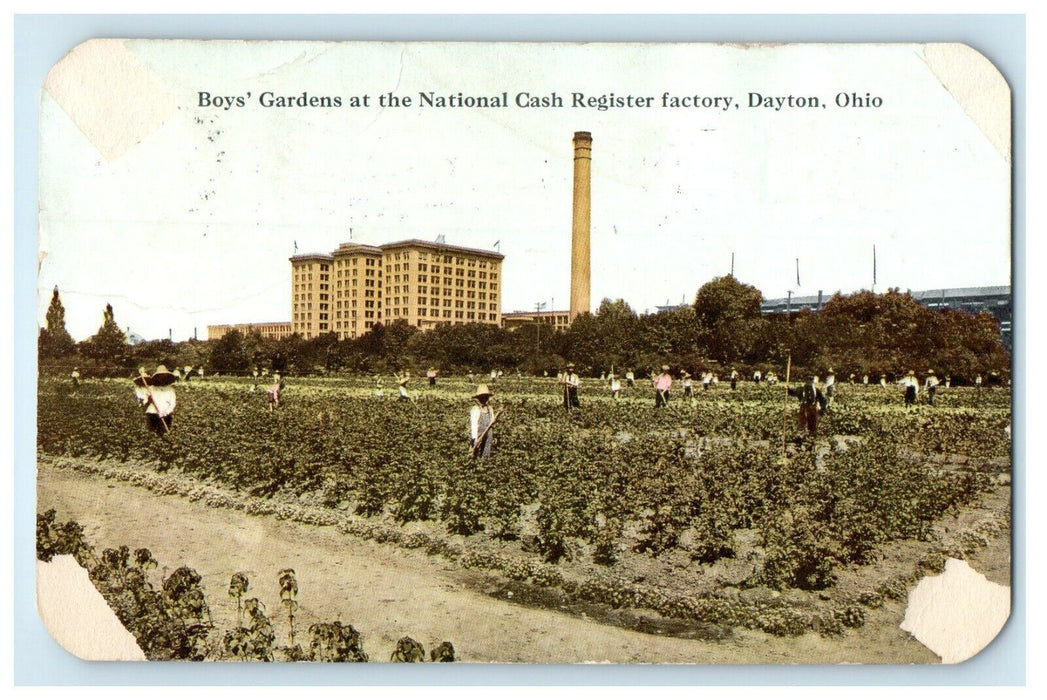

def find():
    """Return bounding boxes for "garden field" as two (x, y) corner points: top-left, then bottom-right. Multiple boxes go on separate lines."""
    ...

(36, 374), (1012, 661)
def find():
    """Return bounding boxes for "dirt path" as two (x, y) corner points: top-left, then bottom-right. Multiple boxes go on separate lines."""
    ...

(36, 459), (938, 664)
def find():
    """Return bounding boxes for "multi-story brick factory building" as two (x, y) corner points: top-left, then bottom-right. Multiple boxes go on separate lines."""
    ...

(207, 321), (293, 341)
(290, 239), (505, 340)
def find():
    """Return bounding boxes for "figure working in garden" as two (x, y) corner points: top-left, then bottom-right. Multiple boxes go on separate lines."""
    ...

(903, 370), (919, 407)
(561, 363), (580, 410)
(625, 369), (635, 388)
(469, 385), (496, 459)
(653, 365), (673, 407)
(925, 370), (939, 406)
(730, 368), (739, 390)
(427, 367), (438, 387)
(824, 368), (836, 412)
(134, 365), (177, 436)
(788, 374), (823, 438)
(396, 371), (410, 401)
(682, 371), (694, 401)
(70, 366), (80, 390)
(267, 372), (283, 411)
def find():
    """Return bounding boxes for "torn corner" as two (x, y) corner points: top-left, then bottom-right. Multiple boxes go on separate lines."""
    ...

(922, 43), (1012, 164)
(42, 38), (177, 162)
(900, 557), (1011, 664)
(36, 555), (147, 661)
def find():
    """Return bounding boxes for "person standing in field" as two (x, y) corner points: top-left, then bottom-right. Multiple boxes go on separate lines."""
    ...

(70, 366), (81, 390)
(469, 384), (496, 459)
(396, 371), (410, 401)
(880, 374), (887, 389)
(824, 368), (836, 411)
(682, 371), (694, 401)
(625, 369), (635, 389)
(925, 369), (939, 406)
(730, 368), (739, 390)
(561, 363), (580, 410)
(654, 365), (672, 407)
(753, 369), (762, 384)
(609, 372), (622, 400)
(136, 365), (177, 436)
(427, 367), (438, 387)
(903, 370), (919, 407)
(267, 372), (283, 411)
(788, 374), (823, 438)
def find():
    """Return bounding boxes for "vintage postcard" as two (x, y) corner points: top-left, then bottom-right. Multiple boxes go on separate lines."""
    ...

(35, 40), (1012, 665)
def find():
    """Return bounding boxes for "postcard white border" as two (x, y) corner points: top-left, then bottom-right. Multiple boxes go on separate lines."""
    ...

(12, 13), (1027, 687)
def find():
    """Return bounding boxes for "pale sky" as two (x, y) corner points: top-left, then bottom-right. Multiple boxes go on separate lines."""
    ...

(38, 41), (1010, 341)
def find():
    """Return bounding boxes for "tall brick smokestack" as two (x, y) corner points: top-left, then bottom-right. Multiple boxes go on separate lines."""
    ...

(570, 131), (592, 320)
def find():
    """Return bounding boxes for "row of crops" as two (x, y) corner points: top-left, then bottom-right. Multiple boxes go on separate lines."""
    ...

(38, 378), (1010, 596)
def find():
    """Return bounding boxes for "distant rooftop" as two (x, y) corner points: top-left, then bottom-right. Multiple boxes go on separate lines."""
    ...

(762, 285), (1012, 312)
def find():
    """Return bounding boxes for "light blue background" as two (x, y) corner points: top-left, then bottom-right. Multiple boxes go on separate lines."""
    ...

(13, 13), (1026, 686)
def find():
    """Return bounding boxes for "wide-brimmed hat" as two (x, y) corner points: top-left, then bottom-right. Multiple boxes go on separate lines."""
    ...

(661, 365), (670, 371)
(150, 365), (178, 386)
(827, 368), (835, 373)
(566, 363), (575, 369)
(473, 384), (494, 399)
(927, 369), (936, 374)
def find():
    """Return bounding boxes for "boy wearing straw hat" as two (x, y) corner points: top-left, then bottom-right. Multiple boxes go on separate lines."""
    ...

(136, 365), (177, 435)
(902, 370), (919, 407)
(561, 363), (580, 410)
(924, 370), (939, 406)
(682, 371), (694, 400)
(469, 385), (496, 459)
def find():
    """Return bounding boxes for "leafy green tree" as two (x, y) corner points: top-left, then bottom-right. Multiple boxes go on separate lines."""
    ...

(693, 275), (766, 366)
(208, 329), (250, 373)
(383, 320), (420, 367)
(38, 286), (76, 358)
(79, 303), (129, 364)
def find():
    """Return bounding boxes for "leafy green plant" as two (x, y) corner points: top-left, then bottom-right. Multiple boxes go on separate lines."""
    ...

(278, 568), (299, 647)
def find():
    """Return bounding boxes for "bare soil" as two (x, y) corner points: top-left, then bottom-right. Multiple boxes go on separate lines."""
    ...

(36, 456), (1007, 664)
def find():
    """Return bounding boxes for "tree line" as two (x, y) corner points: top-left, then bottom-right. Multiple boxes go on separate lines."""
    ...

(38, 277), (1010, 384)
